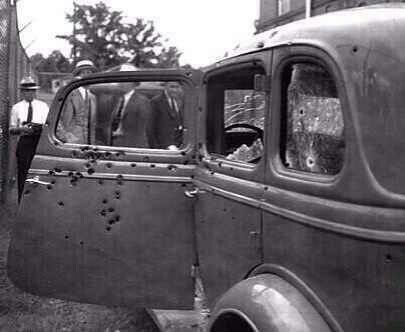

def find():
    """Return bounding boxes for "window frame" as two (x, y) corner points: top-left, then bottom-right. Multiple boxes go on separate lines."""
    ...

(203, 60), (268, 170)
(46, 71), (199, 162)
(269, 51), (349, 187)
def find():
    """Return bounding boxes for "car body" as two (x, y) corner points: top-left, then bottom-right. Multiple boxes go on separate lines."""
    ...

(8, 5), (405, 331)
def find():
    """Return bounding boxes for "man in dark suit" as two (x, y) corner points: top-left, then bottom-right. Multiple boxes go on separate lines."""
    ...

(147, 81), (184, 149)
(110, 82), (152, 148)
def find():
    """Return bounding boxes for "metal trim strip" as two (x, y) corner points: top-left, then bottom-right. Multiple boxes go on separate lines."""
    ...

(28, 169), (191, 183)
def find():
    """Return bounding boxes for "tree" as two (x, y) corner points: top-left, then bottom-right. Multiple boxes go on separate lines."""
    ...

(58, 2), (182, 69)
(30, 51), (72, 92)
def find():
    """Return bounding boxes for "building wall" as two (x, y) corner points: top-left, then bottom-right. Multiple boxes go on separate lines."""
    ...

(256, 0), (397, 32)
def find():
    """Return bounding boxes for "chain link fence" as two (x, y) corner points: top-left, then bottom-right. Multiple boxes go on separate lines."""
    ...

(0, 0), (31, 204)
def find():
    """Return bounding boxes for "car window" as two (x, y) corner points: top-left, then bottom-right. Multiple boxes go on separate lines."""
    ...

(56, 80), (186, 150)
(206, 65), (266, 164)
(280, 62), (345, 175)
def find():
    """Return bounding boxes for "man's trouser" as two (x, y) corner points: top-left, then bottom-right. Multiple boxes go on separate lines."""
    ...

(16, 133), (41, 202)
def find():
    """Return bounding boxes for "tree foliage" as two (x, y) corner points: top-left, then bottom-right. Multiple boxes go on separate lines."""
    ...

(58, 2), (182, 69)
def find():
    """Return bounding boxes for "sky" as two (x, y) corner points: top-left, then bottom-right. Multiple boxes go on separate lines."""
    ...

(17, 0), (259, 68)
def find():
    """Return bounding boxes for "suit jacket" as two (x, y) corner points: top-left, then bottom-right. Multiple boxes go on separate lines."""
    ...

(111, 90), (151, 148)
(147, 92), (183, 149)
(57, 88), (96, 144)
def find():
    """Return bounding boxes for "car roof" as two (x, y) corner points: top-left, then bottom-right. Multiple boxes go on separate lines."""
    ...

(218, 4), (405, 63)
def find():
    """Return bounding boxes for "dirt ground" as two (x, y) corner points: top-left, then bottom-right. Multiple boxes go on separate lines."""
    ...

(0, 206), (159, 332)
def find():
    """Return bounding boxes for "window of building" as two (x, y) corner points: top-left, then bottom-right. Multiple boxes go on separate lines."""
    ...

(56, 80), (186, 150)
(206, 65), (266, 164)
(280, 62), (345, 175)
(278, 0), (291, 15)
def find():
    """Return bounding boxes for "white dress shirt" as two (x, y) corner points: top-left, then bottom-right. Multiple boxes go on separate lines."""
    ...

(10, 99), (49, 127)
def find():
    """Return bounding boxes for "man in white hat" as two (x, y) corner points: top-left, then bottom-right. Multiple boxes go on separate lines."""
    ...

(57, 59), (97, 143)
(10, 76), (49, 201)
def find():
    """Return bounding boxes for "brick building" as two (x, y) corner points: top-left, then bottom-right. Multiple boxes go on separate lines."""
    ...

(256, 0), (403, 32)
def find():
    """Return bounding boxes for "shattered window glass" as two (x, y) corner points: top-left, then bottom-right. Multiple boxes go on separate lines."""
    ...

(224, 90), (265, 163)
(281, 63), (345, 175)
(206, 65), (267, 164)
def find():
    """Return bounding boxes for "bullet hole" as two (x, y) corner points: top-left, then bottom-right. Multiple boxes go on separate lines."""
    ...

(98, 179), (104, 185)
(106, 226), (112, 231)
(299, 109), (305, 115)
(72, 151), (78, 158)
(46, 185), (53, 190)
(385, 254), (393, 262)
(54, 141), (60, 146)
(117, 174), (123, 180)
(48, 170), (55, 176)
(117, 180), (123, 186)
(150, 164), (156, 168)
(181, 183), (187, 187)
(51, 180), (56, 185)
(218, 162), (223, 168)
(58, 201), (64, 206)
(257, 41), (265, 48)
(198, 107), (203, 113)
(285, 162), (291, 167)
(100, 209), (107, 217)
(115, 215), (121, 222)
(108, 207), (115, 213)
(70, 179), (78, 186)
(104, 152), (112, 158)
(108, 219), (115, 225)
(183, 160), (189, 165)
(352, 45), (358, 53)
(102, 199), (108, 204)
(264, 186), (269, 191)
(85, 162), (91, 168)
(306, 157), (315, 168)
(75, 172), (84, 178)
(54, 168), (62, 173)
(65, 235), (69, 239)
(68, 171), (74, 177)
(106, 163), (113, 169)
(79, 241), (84, 246)
(223, 208), (227, 212)
(131, 163), (137, 168)
(168, 165), (177, 171)
(190, 175), (195, 179)
(24, 190), (31, 195)
(81, 146), (90, 152)
(181, 151), (186, 156)
(230, 167), (234, 171)
(210, 171), (215, 175)
(186, 71), (192, 77)
(115, 192), (121, 200)
(87, 168), (95, 175)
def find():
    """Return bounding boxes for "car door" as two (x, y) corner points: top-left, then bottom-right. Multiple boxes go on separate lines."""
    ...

(8, 69), (202, 309)
(191, 53), (271, 304)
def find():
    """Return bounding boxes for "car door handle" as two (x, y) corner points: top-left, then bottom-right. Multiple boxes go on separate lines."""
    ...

(25, 176), (51, 186)
(184, 187), (206, 198)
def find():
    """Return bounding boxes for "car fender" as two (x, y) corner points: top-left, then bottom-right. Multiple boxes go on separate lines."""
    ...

(208, 273), (338, 332)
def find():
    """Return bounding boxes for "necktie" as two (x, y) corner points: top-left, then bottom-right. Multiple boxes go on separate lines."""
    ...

(171, 97), (178, 113)
(113, 97), (125, 131)
(27, 101), (33, 123)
